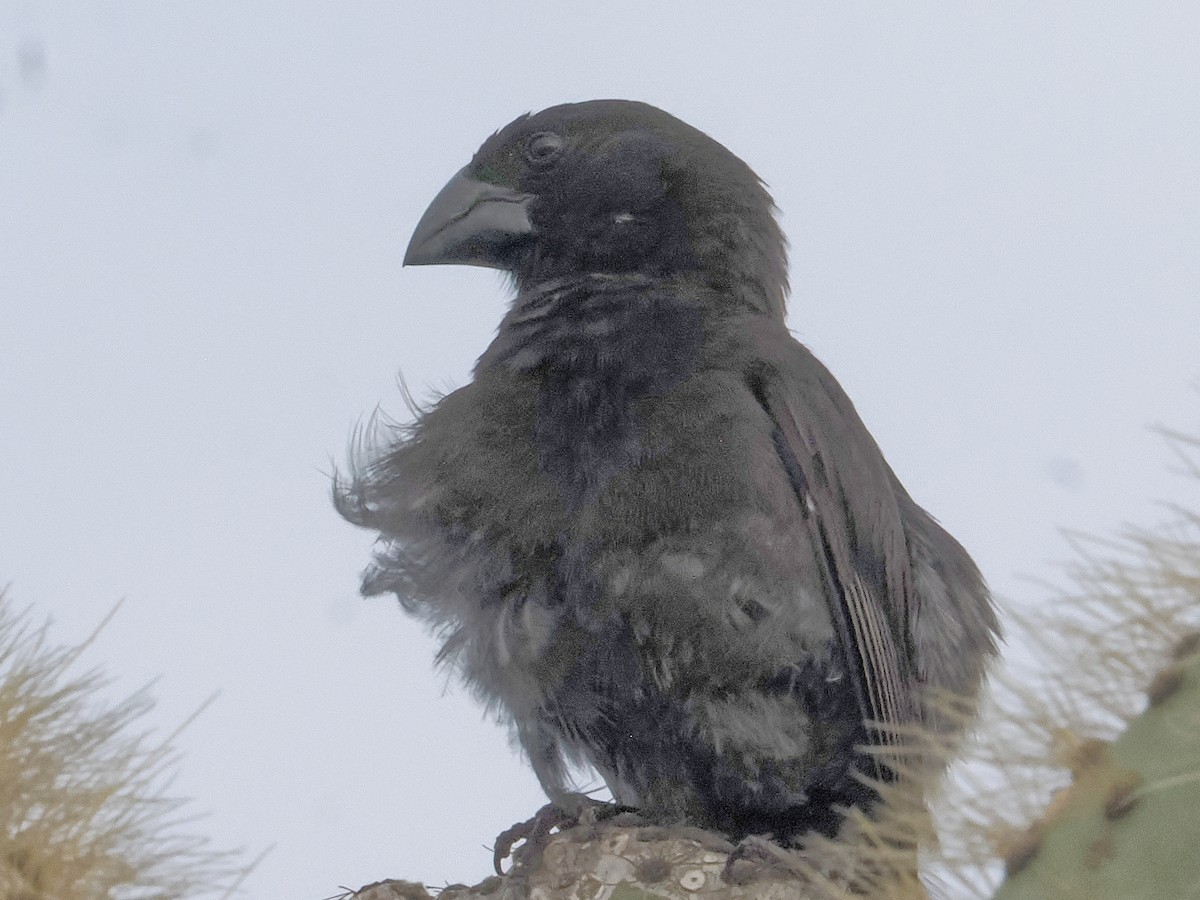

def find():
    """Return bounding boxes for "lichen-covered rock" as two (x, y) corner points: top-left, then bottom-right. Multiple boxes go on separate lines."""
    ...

(352, 820), (929, 900)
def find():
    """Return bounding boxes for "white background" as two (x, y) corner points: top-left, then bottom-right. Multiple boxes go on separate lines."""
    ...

(1, 3), (1197, 897)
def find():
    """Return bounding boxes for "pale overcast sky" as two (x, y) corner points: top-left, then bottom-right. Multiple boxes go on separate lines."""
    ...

(1, 3), (1198, 897)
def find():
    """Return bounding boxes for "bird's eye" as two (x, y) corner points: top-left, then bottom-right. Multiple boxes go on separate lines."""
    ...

(524, 132), (564, 166)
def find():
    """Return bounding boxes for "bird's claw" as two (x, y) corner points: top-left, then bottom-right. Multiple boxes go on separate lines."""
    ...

(493, 803), (572, 875)
(492, 796), (636, 875)
(722, 834), (807, 883)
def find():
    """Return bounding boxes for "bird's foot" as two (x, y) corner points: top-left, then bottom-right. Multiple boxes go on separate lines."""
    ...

(492, 794), (634, 875)
(721, 834), (807, 884)
(493, 802), (570, 876)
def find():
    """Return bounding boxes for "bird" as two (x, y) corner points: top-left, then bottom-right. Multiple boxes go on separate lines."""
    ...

(335, 99), (999, 849)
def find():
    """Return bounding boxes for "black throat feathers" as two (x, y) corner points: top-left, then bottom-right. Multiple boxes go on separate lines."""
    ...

(475, 274), (705, 504)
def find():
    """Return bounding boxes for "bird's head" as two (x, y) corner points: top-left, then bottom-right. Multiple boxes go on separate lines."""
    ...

(404, 99), (789, 319)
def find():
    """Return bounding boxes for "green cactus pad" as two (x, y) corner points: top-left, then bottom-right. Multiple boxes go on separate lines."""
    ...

(993, 642), (1200, 899)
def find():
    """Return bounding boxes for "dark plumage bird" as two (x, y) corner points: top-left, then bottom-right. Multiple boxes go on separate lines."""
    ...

(336, 100), (999, 844)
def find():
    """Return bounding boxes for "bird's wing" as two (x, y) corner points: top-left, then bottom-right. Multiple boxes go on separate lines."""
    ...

(745, 328), (918, 759)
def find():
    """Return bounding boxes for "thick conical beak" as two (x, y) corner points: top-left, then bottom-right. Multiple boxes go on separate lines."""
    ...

(403, 168), (535, 269)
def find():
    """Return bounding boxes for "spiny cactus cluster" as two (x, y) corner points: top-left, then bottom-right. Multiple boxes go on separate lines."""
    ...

(992, 632), (1200, 898)
(932, 425), (1200, 899)
(0, 592), (246, 900)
